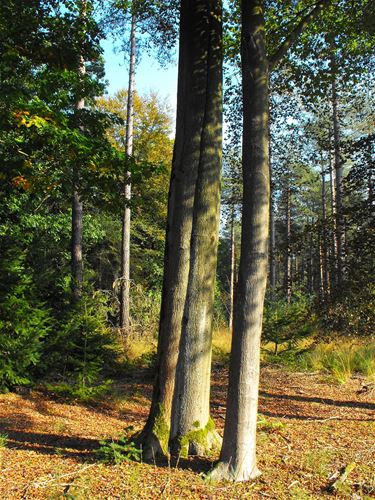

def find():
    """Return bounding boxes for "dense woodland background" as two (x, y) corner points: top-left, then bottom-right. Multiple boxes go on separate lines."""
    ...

(0, 0), (373, 401)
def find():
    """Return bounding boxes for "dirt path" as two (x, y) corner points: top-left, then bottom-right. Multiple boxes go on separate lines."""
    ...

(0, 367), (374, 499)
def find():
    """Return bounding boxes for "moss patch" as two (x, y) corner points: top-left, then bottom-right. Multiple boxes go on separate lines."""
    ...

(178, 417), (217, 458)
(153, 404), (170, 455)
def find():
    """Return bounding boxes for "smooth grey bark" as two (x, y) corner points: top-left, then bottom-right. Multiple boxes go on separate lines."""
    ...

(170, 0), (222, 456)
(120, 11), (136, 332)
(210, 0), (269, 481)
(137, 0), (221, 459)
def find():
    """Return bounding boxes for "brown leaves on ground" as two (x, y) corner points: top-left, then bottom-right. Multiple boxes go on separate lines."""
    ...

(0, 367), (374, 499)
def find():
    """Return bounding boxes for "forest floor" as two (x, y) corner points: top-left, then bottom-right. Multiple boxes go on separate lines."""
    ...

(0, 366), (374, 499)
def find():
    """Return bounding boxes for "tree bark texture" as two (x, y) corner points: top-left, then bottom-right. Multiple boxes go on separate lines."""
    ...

(71, 49), (85, 301)
(137, 0), (222, 459)
(229, 207), (235, 332)
(331, 55), (345, 289)
(120, 11), (136, 332)
(284, 183), (292, 302)
(210, 0), (269, 481)
(170, 0), (222, 457)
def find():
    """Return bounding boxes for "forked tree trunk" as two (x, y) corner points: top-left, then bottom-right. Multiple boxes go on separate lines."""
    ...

(170, 0), (222, 457)
(210, 0), (269, 481)
(120, 11), (136, 332)
(136, 0), (221, 459)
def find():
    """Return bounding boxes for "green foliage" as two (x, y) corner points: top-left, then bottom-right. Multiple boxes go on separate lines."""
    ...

(96, 427), (142, 464)
(0, 250), (52, 392)
(0, 434), (8, 448)
(41, 291), (118, 390)
(263, 292), (317, 354)
(323, 284), (375, 336)
(46, 379), (112, 403)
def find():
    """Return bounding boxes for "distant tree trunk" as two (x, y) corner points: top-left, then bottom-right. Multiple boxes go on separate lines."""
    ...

(170, 0), (222, 457)
(328, 139), (337, 290)
(321, 163), (329, 301)
(307, 228), (313, 295)
(120, 11), (136, 333)
(210, 0), (269, 481)
(229, 207), (235, 332)
(71, 35), (86, 300)
(284, 183), (292, 302)
(331, 54), (345, 289)
(137, 0), (222, 459)
(269, 147), (276, 290)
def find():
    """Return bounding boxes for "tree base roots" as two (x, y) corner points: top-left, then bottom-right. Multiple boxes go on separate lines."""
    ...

(208, 461), (261, 482)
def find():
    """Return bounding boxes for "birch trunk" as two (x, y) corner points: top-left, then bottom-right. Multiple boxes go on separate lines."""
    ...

(210, 0), (269, 481)
(120, 11), (136, 333)
(137, 0), (221, 459)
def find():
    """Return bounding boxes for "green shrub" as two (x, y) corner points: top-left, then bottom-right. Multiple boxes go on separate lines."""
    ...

(0, 251), (52, 391)
(263, 292), (316, 355)
(96, 428), (142, 464)
(323, 284), (375, 336)
(41, 290), (118, 391)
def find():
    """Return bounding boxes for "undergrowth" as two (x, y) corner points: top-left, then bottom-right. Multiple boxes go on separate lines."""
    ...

(265, 342), (375, 384)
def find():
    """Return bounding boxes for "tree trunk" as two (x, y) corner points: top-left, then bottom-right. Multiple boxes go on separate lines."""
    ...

(229, 207), (235, 332)
(328, 140), (337, 291)
(269, 149), (276, 290)
(120, 11), (136, 333)
(71, 46), (85, 300)
(331, 54), (345, 289)
(284, 183), (292, 302)
(136, 0), (221, 459)
(321, 164), (329, 301)
(210, 0), (269, 481)
(170, 0), (222, 457)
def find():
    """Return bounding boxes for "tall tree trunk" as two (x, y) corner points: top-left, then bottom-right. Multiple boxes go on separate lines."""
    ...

(321, 164), (329, 301)
(136, 0), (221, 459)
(170, 0), (222, 457)
(307, 227), (313, 295)
(328, 140), (337, 291)
(228, 206), (235, 332)
(71, 43), (85, 300)
(120, 11), (136, 333)
(284, 183), (292, 302)
(210, 0), (269, 481)
(269, 148), (276, 290)
(331, 53), (345, 289)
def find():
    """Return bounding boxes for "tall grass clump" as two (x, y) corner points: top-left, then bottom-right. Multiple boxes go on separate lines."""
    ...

(300, 343), (375, 384)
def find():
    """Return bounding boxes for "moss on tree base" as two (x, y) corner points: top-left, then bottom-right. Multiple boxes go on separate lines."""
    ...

(135, 404), (170, 461)
(171, 418), (222, 458)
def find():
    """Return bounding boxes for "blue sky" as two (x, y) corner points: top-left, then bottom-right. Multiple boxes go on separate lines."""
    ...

(101, 39), (178, 115)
